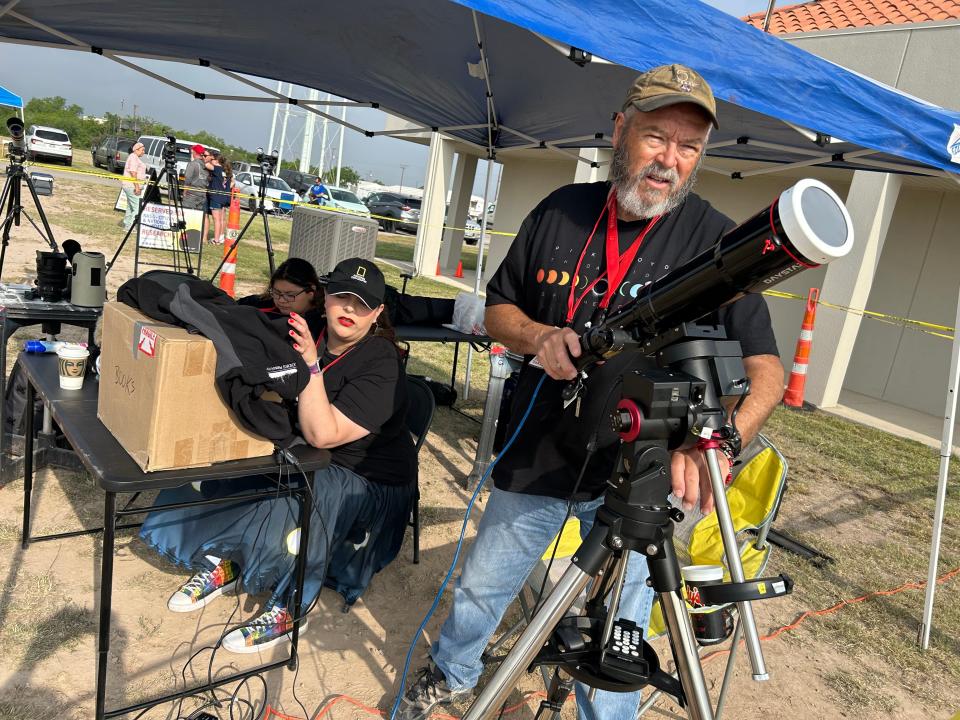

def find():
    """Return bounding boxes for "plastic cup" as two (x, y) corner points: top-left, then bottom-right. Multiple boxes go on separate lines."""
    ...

(681, 564), (724, 609)
(57, 344), (90, 390)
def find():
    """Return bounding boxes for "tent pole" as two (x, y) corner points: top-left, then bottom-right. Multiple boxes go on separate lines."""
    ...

(463, 156), (496, 399)
(335, 103), (347, 186)
(919, 282), (960, 649)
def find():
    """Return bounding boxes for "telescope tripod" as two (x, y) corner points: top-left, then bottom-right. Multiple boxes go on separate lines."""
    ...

(107, 162), (195, 278)
(209, 170), (277, 282)
(462, 331), (793, 720)
(0, 159), (59, 280)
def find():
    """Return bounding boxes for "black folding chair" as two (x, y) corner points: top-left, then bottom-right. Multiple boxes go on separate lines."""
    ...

(404, 375), (436, 563)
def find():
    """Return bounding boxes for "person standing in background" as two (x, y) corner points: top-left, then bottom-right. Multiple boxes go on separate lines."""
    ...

(207, 151), (230, 244)
(121, 141), (147, 230)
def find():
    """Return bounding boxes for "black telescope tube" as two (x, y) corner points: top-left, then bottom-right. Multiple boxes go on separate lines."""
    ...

(577, 179), (853, 366)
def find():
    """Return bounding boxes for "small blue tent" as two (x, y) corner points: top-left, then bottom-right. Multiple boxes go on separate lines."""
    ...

(0, 83), (22, 113)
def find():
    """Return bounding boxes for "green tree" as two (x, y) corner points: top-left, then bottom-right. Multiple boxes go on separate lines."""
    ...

(322, 165), (360, 186)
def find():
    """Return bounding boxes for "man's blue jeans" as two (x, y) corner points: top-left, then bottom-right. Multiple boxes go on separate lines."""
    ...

(432, 487), (655, 720)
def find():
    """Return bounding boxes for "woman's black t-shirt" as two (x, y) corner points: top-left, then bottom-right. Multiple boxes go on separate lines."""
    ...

(315, 332), (416, 487)
(485, 181), (780, 500)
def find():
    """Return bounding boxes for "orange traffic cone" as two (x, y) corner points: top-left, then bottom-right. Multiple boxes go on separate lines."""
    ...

(219, 189), (241, 297)
(783, 287), (819, 409)
(455, 261), (464, 278)
(436, 261), (442, 276)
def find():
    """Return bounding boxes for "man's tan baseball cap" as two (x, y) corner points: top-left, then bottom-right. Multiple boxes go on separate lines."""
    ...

(622, 64), (719, 129)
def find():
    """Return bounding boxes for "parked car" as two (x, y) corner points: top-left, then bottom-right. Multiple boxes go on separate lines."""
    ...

(135, 135), (220, 183)
(324, 186), (371, 217)
(232, 160), (252, 175)
(463, 217), (482, 245)
(365, 192), (421, 233)
(25, 125), (73, 165)
(278, 168), (316, 195)
(234, 171), (299, 214)
(91, 136), (136, 173)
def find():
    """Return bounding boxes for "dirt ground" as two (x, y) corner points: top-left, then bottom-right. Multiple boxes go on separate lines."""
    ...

(0, 173), (957, 719)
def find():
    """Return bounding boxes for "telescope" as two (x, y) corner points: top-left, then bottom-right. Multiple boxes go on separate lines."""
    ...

(564, 178), (854, 401)
(6, 117), (26, 159)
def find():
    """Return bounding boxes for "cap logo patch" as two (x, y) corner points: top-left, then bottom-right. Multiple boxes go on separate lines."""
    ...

(351, 265), (368, 283)
(674, 68), (696, 94)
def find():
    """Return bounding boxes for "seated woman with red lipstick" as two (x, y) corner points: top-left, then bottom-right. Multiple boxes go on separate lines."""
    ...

(139, 258), (417, 654)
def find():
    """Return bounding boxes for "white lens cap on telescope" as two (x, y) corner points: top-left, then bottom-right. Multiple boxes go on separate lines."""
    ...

(778, 179), (854, 265)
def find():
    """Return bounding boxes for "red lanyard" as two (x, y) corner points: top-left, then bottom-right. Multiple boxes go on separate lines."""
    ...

(314, 328), (363, 373)
(565, 191), (660, 325)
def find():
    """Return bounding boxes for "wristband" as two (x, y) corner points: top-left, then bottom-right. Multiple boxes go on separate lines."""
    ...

(308, 361), (321, 375)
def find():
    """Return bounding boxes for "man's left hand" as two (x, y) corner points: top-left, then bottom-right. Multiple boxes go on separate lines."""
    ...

(670, 448), (730, 515)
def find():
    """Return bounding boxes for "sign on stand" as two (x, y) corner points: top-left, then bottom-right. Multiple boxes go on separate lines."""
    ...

(136, 203), (205, 254)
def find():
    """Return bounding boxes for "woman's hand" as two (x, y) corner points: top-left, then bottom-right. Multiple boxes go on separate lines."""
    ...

(288, 312), (318, 366)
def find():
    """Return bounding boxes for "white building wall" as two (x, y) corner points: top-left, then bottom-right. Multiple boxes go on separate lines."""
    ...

(846, 185), (960, 415)
(483, 154), (578, 281)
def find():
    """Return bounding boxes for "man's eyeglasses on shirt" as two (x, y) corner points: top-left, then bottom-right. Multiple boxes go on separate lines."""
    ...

(269, 288), (307, 302)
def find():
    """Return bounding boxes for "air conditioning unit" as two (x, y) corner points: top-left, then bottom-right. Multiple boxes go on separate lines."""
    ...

(287, 207), (379, 274)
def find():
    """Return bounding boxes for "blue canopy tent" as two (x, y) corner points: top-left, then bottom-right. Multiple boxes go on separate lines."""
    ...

(0, 0), (957, 647)
(0, 83), (22, 115)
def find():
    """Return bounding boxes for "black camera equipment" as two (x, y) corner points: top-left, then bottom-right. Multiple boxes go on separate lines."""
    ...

(0, 116), (59, 280)
(34, 250), (70, 302)
(209, 147), (280, 282)
(107, 135), (197, 278)
(462, 178), (854, 720)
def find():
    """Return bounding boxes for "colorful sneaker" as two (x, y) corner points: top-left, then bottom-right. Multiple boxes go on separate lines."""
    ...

(395, 662), (470, 720)
(222, 605), (308, 654)
(167, 559), (239, 613)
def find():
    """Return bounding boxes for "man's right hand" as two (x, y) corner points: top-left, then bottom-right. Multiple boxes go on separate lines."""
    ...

(535, 326), (582, 380)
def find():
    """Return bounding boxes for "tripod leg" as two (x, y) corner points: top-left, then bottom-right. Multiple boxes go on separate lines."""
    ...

(461, 561), (595, 720)
(22, 174), (58, 251)
(702, 447), (768, 680)
(261, 207), (276, 276)
(209, 206), (259, 282)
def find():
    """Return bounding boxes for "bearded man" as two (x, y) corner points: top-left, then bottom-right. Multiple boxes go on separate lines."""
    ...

(397, 65), (783, 720)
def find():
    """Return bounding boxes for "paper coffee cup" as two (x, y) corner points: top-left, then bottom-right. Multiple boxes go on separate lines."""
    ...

(681, 564), (724, 609)
(57, 344), (90, 390)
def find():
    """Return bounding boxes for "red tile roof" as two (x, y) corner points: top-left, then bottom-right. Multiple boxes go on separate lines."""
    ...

(743, 0), (960, 34)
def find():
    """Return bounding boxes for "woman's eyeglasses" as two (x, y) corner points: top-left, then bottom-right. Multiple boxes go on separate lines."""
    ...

(269, 288), (308, 302)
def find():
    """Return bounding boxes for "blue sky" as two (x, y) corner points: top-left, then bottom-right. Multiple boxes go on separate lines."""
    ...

(0, 0), (771, 191)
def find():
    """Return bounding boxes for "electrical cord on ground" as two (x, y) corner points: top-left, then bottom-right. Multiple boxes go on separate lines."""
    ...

(388, 374), (548, 720)
(311, 563), (960, 719)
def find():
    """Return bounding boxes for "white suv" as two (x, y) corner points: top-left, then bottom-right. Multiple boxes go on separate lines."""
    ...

(26, 125), (73, 165)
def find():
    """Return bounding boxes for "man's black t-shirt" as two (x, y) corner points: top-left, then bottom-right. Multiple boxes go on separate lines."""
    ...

(313, 331), (416, 487)
(486, 181), (779, 500)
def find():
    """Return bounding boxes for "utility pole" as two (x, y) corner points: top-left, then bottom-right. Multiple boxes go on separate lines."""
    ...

(399, 164), (408, 193)
(335, 103), (347, 186)
(318, 92), (331, 178)
(300, 87), (319, 173)
(277, 82), (292, 169)
(268, 80), (282, 156)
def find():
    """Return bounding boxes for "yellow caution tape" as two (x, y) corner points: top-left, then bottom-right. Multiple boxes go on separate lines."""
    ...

(762, 289), (955, 341)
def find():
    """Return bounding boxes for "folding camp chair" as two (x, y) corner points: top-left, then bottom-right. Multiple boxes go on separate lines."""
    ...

(637, 433), (789, 718)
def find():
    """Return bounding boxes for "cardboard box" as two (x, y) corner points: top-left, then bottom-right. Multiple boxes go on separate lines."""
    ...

(98, 302), (274, 471)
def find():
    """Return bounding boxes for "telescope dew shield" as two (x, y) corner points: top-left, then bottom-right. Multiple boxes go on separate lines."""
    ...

(71, 252), (107, 308)
(597, 178), (853, 344)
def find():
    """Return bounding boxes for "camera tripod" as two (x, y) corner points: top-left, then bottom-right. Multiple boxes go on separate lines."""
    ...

(209, 162), (278, 283)
(462, 327), (793, 720)
(0, 151), (59, 280)
(107, 140), (197, 278)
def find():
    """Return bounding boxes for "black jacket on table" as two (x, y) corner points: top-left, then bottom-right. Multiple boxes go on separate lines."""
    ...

(118, 271), (308, 447)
